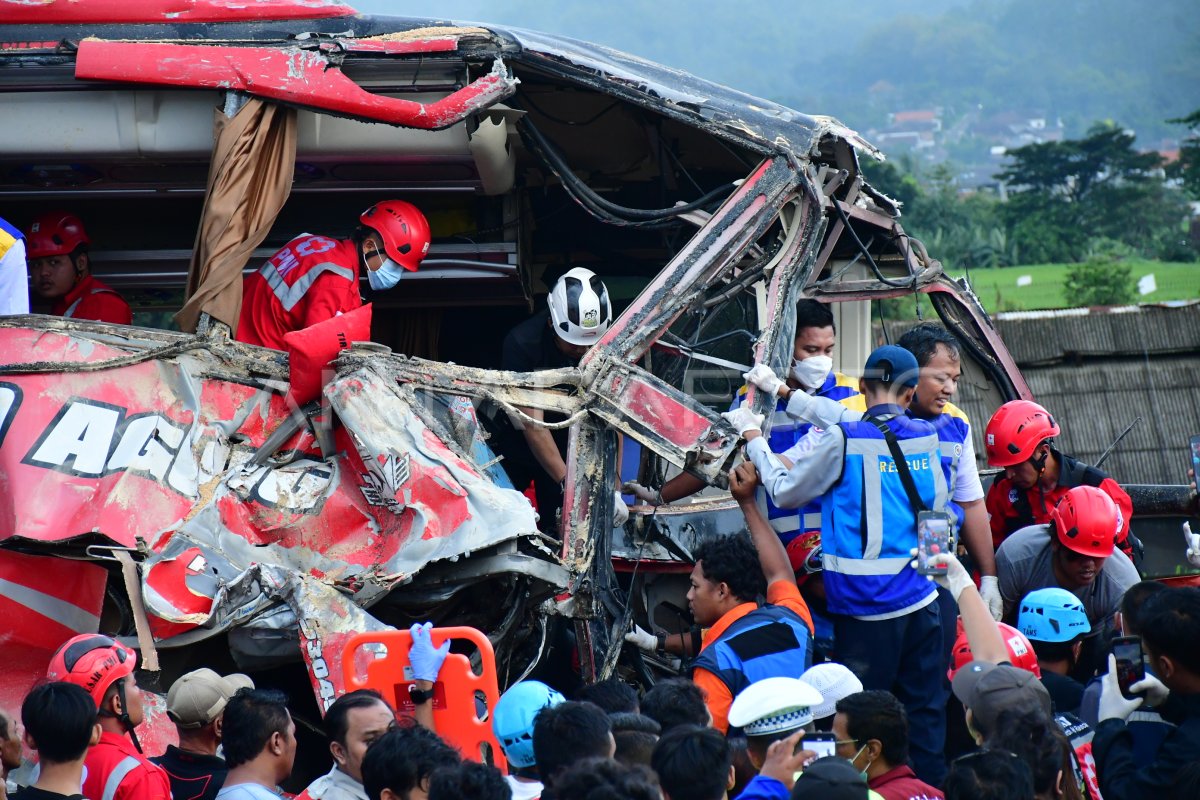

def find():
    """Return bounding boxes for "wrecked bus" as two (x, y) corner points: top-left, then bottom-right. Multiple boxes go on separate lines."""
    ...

(0, 0), (1193, 776)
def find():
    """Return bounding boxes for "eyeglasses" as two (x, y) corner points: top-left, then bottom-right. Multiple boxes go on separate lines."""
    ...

(833, 737), (859, 748)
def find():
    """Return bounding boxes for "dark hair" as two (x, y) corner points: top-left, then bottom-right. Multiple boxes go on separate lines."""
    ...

(897, 322), (960, 366)
(324, 689), (389, 746)
(834, 690), (909, 766)
(574, 678), (639, 715)
(796, 299), (835, 336)
(427, 761), (510, 800)
(544, 757), (660, 800)
(985, 710), (1081, 800)
(1120, 580), (1168, 635)
(640, 679), (709, 734)
(651, 725), (731, 800)
(1029, 638), (1078, 664)
(1138, 587), (1200, 673)
(944, 749), (1035, 800)
(221, 688), (292, 769)
(614, 730), (659, 768)
(533, 701), (613, 782)
(0, 709), (13, 741)
(361, 723), (461, 800)
(609, 712), (660, 735)
(21, 682), (96, 764)
(692, 533), (765, 604)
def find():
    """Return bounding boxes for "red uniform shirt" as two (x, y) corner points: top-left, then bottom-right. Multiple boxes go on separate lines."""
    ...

(869, 764), (944, 800)
(52, 274), (132, 325)
(236, 234), (363, 350)
(83, 731), (172, 800)
(986, 450), (1135, 558)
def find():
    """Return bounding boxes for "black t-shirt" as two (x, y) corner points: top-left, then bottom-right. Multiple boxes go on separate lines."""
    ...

(9, 788), (85, 800)
(149, 745), (227, 800)
(1041, 670), (1086, 716)
(496, 310), (577, 450)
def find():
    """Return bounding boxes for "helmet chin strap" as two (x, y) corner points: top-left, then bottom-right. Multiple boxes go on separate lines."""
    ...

(112, 680), (143, 754)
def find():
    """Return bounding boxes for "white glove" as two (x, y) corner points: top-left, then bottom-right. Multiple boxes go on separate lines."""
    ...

(624, 624), (658, 652)
(1098, 653), (1145, 722)
(622, 481), (662, 506)
(743, 364), (786, 398)
(1129, 673), (1170, 707)
(613, 491), (630, 527)
(1184, 522), (1200, 568)
(910, 550), (973, 601)
(979, 576), (1003, 621)
(721, 407), (765, 436)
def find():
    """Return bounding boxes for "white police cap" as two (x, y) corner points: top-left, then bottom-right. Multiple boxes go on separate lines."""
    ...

(728, 677), (824, 736)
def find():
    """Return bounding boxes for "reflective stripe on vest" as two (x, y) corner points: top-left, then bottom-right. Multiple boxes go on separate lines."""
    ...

(258, 259), (355, 312)
(821, 414), (960, 616)
(101, 756), (141, 800)
(691, 605), (812, 700)
(64, 287), (120, 319)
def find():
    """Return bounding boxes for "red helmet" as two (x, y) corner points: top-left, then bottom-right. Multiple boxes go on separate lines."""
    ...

(786, 531), (823, 587)
(948, 622), (1041, 681)
(359, 200), (431, 272)
(984, 400), (1060, 467)
(1052, 486), (1119, 559)
(46, 634), (137, 708)
(25, 211), (90, 260)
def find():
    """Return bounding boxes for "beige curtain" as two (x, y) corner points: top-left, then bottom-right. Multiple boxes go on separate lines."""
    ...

(176, 97), (297, 332)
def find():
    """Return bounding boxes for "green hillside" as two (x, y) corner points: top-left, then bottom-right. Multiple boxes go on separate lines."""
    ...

(951, 261), (1198, 313)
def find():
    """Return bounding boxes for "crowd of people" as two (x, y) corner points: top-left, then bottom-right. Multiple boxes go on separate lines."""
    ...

(1, 245), (1198, 800)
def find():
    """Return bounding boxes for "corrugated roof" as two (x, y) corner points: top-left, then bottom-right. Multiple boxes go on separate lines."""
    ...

(994, 303), (1200, 365)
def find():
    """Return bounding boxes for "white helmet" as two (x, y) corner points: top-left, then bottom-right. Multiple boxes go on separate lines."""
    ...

(547, 267), (613, 346)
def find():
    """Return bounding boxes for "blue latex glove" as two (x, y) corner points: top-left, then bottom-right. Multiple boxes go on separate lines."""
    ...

(409, 622), (450, 682)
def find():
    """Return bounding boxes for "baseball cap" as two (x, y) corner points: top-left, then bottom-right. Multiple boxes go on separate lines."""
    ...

(791, 756), (873, 800)
(167, 668), (255, 728)
(951, 661), (1051, 734)
(728, 677), (823, 736)
(800, 663), (864, 723)
(862, 345), (920, 388)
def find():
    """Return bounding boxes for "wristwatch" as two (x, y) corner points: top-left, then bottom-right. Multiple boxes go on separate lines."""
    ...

(408, 684), (434, 705)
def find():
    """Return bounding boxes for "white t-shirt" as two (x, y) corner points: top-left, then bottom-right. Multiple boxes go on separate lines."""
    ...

(505, 775), (543, 800)
(216, 783), (284, 800)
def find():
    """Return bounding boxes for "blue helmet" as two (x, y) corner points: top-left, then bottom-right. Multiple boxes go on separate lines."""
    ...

(1018, 588), (1091, 643)
(492, 680), (564, 768)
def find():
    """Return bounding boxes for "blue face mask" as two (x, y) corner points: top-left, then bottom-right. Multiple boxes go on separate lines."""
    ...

(367, 250), (405, 291)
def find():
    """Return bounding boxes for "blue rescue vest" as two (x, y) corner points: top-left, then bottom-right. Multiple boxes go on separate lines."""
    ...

(821, 408), (963, 618)
(731, 371), (861, 545)
(691, 604), (813, 698)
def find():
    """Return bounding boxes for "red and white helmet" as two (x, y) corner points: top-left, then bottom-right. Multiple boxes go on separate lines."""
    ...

(46, 633), (137, 708)
(547, 267), (612, 346)
(25, 211), (90, 260)
(1052, 486), (1120, 559)
(359, 200), (431, 272)
(984, 400), (1060, 467)
(948, 621), (1041, 681)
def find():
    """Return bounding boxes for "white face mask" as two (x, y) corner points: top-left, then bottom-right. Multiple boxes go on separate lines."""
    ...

(790, 354), (833, 390)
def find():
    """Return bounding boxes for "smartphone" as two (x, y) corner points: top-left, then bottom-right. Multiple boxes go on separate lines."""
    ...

(1112, 635), (1145, 699)
(916, 511), (954, 576)
(1190, 434), (1200, 479)
(800, 732), (837, 760)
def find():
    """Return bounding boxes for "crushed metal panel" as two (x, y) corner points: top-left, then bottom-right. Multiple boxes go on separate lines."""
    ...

(74, 40), (519, 131)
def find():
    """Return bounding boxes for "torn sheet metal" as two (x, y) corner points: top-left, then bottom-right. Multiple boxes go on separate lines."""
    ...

(0, 0), (356, 26)
(75, 40), (519, 131)
(0, 318), (559, 710)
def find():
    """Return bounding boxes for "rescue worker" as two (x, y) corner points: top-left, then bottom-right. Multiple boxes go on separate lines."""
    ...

(1017, 587), (1092, 715)
(24, 211), (131, 324)
(492, 681), (565, 800)
(744, 322), (1003, 619)
(995, 485), (1140, 632)
(984, 399), (1138, 562)
(45, 634), (172, 800)
(486, 267), (624, 530)
(687, 461), (814, 734)
(236, 200), (430, 350)
(731, 345), (959, 786)
(627, 299), (861, 546)
(0, 216), (29, 315)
